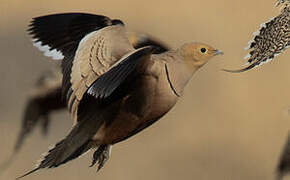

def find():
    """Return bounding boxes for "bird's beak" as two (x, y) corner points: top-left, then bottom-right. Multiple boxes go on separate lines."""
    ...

(214, 49), (224, 56)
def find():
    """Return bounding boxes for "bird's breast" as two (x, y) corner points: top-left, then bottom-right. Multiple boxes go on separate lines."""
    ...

(96, 67), (179, 144)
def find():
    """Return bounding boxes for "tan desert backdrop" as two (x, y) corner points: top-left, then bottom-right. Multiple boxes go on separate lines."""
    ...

(0, 0), (290, 179)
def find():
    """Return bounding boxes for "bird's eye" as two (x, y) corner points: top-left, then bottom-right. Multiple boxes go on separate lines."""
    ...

(200, 48), (207, 53)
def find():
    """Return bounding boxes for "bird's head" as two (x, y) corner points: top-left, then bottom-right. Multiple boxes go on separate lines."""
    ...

(178, 42), (223, 69)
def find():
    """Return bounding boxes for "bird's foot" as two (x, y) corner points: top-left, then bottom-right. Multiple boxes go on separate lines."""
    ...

(90, 145), (112, 171)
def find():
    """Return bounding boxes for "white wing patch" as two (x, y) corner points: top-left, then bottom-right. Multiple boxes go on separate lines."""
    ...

(33, 40), (64, 60)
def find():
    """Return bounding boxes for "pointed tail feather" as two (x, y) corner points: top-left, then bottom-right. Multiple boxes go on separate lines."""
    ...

(16, 138), (92, 179)
(16, 101), (105, 179)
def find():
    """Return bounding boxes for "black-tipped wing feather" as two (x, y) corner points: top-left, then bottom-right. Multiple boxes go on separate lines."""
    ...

(28, 13), (124, 98)
(87, 46), (153, 99)
(28, 13), (118, 56)
(15, 86), (65, 152)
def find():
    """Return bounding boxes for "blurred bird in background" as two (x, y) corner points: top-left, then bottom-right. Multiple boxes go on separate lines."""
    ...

(223, 0), (289, 73)
(16, 13), (222, 179)
(277, 133), (290, 180)
(15, 69), (64, 152)
(0, 68), (64, 174)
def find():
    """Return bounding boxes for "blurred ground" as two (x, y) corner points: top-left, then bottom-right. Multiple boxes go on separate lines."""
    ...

(0, 0), (289, 179)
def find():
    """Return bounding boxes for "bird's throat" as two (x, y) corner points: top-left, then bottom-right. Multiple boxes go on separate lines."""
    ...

(163, 61), (195, 97)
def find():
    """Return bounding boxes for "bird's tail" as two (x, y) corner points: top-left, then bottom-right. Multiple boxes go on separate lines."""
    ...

(16, 138), (94, 180)
(16, 108), (103, 180)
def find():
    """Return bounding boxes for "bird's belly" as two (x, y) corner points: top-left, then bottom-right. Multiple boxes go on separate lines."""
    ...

(96, 74), (178, 145)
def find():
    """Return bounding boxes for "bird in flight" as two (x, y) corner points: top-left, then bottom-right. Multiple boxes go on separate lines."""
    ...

(17, 13), (223, 179)
(13, 31), (169, 156)
(0, 29), (170, 177)
(224, 0), (289, 73)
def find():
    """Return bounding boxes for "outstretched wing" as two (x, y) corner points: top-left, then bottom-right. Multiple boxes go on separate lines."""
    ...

(28, 12), (128, 115)
(28, 13), (118, 60)
(28, 12), (124, 98)
(223, 5), (289, 73)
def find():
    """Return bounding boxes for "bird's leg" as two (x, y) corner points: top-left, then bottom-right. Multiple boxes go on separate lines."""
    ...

(90, 145), (112, 171)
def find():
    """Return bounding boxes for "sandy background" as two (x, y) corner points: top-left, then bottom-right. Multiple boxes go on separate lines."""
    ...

(0, 0), (290, 179)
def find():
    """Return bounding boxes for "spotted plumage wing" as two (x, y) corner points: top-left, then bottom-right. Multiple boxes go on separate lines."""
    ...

(276, 0), (290, 6)
(245, 6), (289, 65)
(223, 5), (290, 73)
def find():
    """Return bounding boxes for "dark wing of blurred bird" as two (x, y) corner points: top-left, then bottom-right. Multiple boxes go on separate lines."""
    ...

(15, 69), (64, 152)
(223, 3), (289, 73)
(0, 70), (64, 174)
(276, 133), (290, 180)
